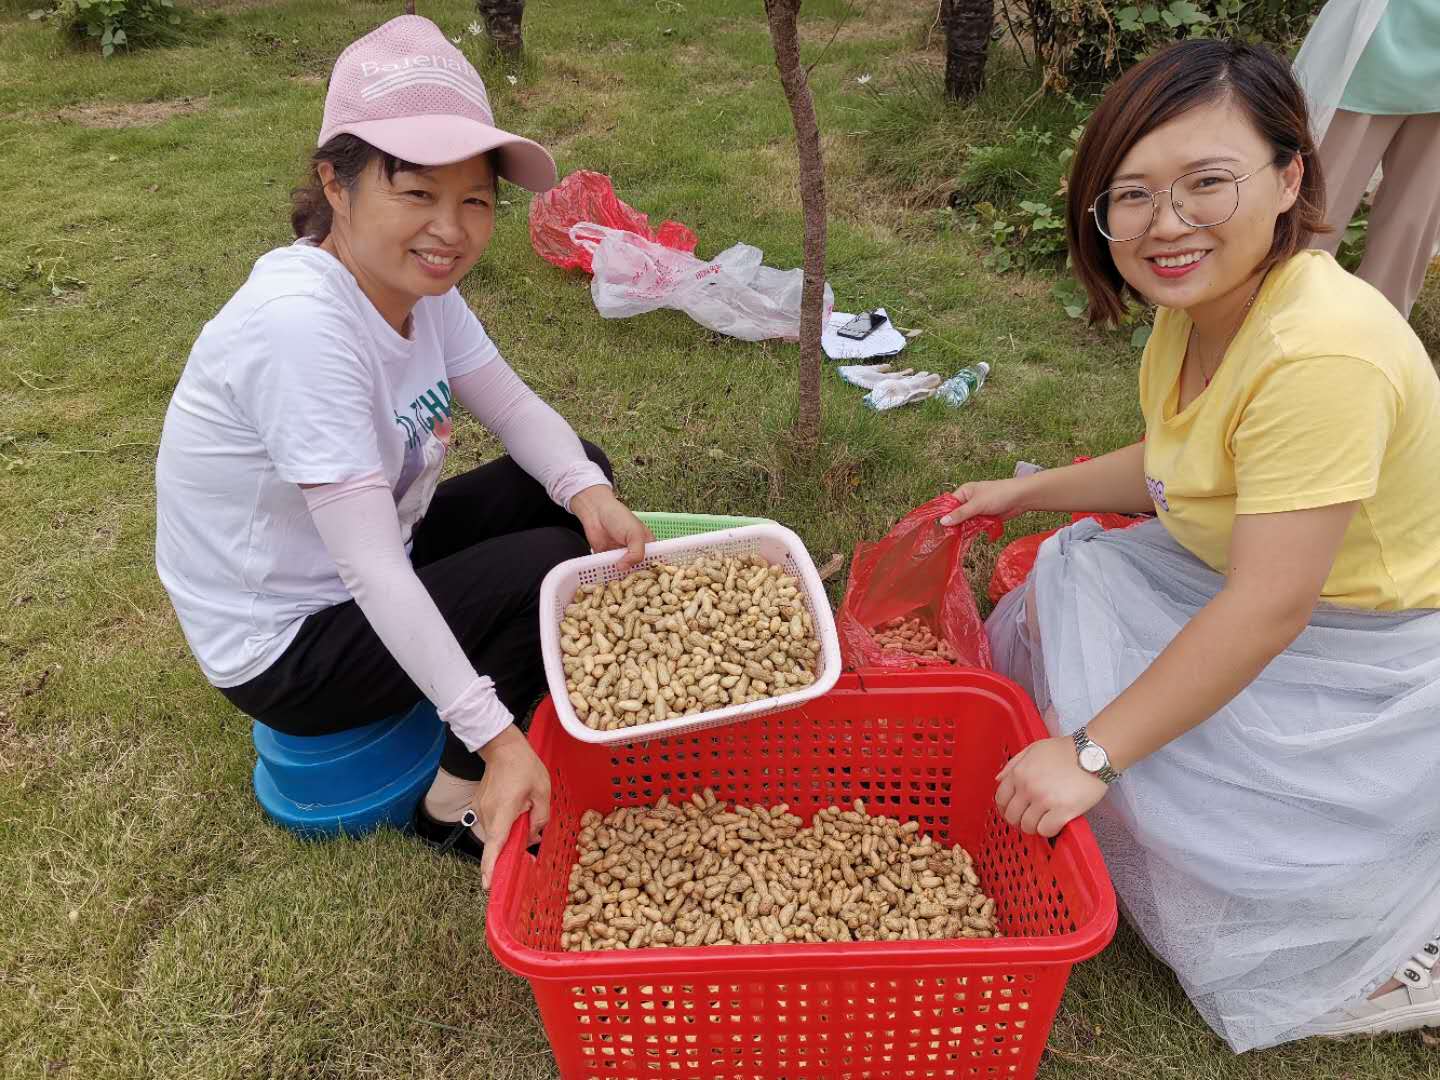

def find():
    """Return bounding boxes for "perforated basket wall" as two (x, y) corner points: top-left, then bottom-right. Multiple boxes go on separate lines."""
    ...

(487, 670), (1117, 1080)
(633, 511), (772, 541)
(539, 523), (842, 746)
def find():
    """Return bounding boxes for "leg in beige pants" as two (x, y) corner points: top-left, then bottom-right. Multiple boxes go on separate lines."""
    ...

(1314, 109), (1440, 319)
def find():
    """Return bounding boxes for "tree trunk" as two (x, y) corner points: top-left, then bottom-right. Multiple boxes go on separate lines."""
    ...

(945, 0), (994, 101)
(477, 0), (526, 57)
(763, 0), (827, 450)
(405, 1), (415, 14)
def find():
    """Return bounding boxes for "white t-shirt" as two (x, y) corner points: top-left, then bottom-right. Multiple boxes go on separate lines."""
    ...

(156, 242), (499, 687)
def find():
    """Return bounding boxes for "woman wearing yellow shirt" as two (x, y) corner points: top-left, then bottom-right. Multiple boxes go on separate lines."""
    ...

(945, 40), (1440, 1051)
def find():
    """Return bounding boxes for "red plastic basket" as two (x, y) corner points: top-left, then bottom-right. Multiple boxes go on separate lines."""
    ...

(488, 669), (1117, 1080)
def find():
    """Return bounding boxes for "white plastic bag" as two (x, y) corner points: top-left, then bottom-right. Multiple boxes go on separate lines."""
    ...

(569, 222), (834, 342)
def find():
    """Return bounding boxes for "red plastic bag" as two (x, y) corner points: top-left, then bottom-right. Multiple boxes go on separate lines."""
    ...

(529, 171), (698, 274)
(988, 530), (1053, 607)
(837, 495), (1003, 671)
(987, 511), (1147, 606)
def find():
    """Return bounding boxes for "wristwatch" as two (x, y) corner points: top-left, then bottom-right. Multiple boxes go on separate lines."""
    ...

(1072, 727), (1122, 785)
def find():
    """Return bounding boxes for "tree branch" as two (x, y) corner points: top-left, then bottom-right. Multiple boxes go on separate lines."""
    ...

(805, 1), (869, 78)
(763, 0), (827, 448)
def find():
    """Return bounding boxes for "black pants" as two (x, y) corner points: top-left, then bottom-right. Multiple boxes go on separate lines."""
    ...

(222, 443), (611, 780)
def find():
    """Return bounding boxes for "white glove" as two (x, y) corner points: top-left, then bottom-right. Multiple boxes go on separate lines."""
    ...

(838, 363), (913, 390)
(863, 372), (942, 411)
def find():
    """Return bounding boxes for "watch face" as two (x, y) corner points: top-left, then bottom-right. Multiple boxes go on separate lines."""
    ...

(1078, 744), (1108, 773)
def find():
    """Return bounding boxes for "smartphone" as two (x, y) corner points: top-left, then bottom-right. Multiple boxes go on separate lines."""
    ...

(836, 310), (887, 340)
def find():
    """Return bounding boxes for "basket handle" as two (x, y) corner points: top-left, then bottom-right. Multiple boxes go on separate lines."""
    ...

(487, 811), (534, 901)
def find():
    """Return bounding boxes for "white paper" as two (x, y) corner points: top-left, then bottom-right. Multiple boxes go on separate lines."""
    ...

(822, 308), (907, 360)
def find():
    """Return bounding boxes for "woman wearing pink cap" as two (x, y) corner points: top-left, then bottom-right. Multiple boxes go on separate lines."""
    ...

(155, 14), (650, 885)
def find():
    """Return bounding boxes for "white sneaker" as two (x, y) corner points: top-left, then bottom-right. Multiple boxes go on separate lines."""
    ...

(1311, 936), (1440, 1037)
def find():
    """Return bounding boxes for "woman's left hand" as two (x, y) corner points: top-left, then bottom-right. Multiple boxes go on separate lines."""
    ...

(994, 736), (1110, 838)
(570, 485), (654, 571)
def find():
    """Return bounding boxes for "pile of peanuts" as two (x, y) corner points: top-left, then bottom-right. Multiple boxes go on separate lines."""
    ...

(873, 616), (958, 662)
(560, 790), (999, 951)
(559, 555), (821, 731)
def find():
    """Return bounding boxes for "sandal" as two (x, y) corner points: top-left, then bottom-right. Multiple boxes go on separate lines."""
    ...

(1311, 934), (1440, 1037)
(412, 802), (484, 863)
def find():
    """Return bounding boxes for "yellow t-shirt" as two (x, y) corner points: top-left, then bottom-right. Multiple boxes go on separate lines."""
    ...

(1139, 250), (1440, 611)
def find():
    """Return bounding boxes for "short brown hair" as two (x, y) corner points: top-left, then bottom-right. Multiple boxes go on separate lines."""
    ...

(1065, 40), (1329, 326)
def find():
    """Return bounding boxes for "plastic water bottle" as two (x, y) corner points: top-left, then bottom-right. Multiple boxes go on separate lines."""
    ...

(936, 362), (990, 408)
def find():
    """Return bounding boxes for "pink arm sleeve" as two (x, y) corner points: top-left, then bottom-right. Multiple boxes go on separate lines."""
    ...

(450, 361), (610, 511)
(302, 475), (514, 753)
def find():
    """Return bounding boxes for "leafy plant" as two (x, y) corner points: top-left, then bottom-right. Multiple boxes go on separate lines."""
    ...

(1051, 267), (1153, 342)
(1017, 199), (1066, 257)
(970, 201), (1017, 271)
(29, 0), (182, 58)
(952, 114), (1086, 277)
(963, 197), (1071, 273)
(997, 0), (1322, 90)
(1335, 212), (1367, 273)
(1051, 274), (1090, 319)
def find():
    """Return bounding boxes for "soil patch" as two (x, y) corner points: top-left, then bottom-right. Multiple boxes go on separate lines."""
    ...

(53, 97), (208, 129)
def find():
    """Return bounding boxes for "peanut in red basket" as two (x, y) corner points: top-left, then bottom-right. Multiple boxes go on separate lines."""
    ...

(560, 790), (999, 952)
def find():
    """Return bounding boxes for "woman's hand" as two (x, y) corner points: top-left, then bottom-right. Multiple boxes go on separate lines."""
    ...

(570, 485), (654, 571)
(475, 724), (551, 888)
(939, 478), (1031, 526)
(994, 736), (1109, 839)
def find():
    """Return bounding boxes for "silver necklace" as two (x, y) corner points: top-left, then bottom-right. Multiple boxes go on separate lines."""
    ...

(1195, 280), (1263, 389)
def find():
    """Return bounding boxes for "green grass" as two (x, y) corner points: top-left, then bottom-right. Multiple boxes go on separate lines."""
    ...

(852, 51), (1085, 211)
(1, 2), (1437, 1077)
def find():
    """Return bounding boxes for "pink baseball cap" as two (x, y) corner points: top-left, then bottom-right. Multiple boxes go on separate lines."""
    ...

(318, 14), (557, 192)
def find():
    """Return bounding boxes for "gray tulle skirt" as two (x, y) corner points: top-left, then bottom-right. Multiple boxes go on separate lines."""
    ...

(986, 518), (1440, 1052)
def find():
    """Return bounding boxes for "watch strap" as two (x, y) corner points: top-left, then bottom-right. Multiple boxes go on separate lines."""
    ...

(1072, 726), (1122, 784)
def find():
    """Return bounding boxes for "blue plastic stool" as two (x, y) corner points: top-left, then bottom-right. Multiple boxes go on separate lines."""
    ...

(251, 700), (445, 838)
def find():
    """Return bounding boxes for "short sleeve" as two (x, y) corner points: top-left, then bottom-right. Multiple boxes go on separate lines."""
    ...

(441, 288), (501, 380)
(1137, 306), (1186, 432)
(1232, 355), (1398, 515)
(225, 296), (383, 486)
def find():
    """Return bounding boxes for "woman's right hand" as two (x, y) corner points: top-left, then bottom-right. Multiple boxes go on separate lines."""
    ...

(475, 724), (552, 888)
(939, 479), (1031, 526)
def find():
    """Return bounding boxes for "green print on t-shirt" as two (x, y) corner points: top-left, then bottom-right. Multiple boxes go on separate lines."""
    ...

(393, 378), (452, 450)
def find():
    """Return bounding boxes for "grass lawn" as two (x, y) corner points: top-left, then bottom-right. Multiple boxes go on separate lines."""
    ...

(2, 1), (1437, 1076)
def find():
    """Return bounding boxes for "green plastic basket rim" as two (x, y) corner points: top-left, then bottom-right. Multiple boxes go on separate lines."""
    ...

(635, 511), (774, 529)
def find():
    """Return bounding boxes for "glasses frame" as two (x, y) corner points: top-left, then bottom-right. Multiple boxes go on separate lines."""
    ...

(1089, 163), (1273, 243)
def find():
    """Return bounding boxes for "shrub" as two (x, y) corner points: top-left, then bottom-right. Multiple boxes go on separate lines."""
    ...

(858, 6), (1340, 329)
(29, 0), (182, 58)
(942, 120), (1081, 274)
(997, 0), (1322, 89)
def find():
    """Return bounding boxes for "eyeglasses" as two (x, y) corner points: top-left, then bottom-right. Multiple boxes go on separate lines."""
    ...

(1089, 163), (1273, 242)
